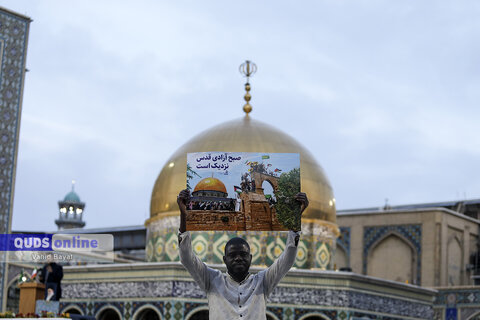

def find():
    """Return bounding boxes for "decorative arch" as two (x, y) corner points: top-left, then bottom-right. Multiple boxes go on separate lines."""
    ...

(447, 234), (463, 286)
(466, 310), (480, 320)
(335, 245), (349, 270)
(6, 276), (21, 313)
(336, 227), (350, 268)
(95, 305), (122, 320)
(363, 224), (422, 284)
(61, 304), (83, 315)
(266, 310), (280, 320)
(132, 304), (162, 320)
(298, 313), (330, 320)
(367, 232), (417, 283)
(185, 306), (209, 320)
(251, 172), (279, 195)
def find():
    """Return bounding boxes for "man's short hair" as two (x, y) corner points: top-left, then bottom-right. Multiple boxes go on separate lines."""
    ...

(225, 237), (250, 254)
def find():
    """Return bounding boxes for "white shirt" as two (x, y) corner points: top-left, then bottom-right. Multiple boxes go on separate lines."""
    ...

(178, 231), (299, 320)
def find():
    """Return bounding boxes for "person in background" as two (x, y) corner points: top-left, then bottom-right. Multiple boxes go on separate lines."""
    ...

(39, 257), (63, 301)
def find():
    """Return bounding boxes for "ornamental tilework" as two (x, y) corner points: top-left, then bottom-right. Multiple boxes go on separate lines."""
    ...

(62, 281), (175, 299)
(267, 287), (433, 319)
(266, 235), (286, 264)
(148, 217), (338, 270)
(247, 232), (263, 265)
(191, 234), (208, 259)
(93, 301), (123, 318)
(212, 232), (229, 263)
(363, 224), (422, 284)
(435, 288), (480, 306)
(62, 280), (433, 319)
(146, 238), (154, 261)
(165, 233), (179, 261)
(0, 8), (30, 305)
(155, 236), (165, 261)
(314, 240), (334, 269)
(184, 302), (208, 318)
(315, 242), (331, 269)
(267, 306), (283, 319)
(130, 301), (163, 318)
(294, 308), (338, 320)
(60, 300), (430, 320)
(294, 239), (308, 268)
(337, 227), (351, 262)
(124, 302), (131, 320)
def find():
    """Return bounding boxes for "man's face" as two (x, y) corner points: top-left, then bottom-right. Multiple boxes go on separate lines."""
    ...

(223, 243), (252, 277)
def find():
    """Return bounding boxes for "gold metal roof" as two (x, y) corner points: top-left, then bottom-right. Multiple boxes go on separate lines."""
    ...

(149, 115), (336, 224)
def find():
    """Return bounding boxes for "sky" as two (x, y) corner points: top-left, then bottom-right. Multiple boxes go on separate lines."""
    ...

(2, 0), (479, 231)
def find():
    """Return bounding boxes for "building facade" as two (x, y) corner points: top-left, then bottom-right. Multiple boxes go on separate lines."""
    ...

(0, 6), (31, 310)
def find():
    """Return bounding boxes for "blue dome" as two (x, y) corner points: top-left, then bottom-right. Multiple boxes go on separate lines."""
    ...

(64, 191), (81, 203)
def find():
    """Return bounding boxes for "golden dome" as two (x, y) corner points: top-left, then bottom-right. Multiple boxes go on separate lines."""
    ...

(148, 115), (336, 224)
(193, 177), (227, 194)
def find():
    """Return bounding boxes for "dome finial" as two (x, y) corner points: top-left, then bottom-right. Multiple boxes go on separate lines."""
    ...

(239, 60), (257, 115)
(71, 179), (76, 191)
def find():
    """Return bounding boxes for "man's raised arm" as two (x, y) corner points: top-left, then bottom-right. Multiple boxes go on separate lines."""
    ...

(263, 192), (309, 297)
(177, 189), (211, 292)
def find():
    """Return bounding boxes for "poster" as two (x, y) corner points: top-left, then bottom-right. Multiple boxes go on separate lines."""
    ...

(186, 152), (301, 231)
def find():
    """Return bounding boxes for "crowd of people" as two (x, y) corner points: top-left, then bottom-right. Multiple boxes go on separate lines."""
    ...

(188, 199), (236, 211)
(240, 173), (256, 193)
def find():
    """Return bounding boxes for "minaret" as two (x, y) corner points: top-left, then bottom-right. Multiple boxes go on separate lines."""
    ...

(55, 180), (86, 230)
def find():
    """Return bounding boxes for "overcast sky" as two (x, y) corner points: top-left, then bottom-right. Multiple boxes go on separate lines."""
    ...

(3, 0), (480, 231)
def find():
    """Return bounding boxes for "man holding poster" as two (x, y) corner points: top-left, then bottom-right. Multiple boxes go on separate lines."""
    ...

(177, 189), (308, 320)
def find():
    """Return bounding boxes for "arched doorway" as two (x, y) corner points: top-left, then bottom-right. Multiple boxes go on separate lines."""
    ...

(299, 314), (330, 320)
(134, 307), (160, 320)
(187, 309), (209, 320)
(266, 313), (278, 320)
(97, 308), (121, 320)
(6, 282), (20, 313)
(63, 307), (82, 315)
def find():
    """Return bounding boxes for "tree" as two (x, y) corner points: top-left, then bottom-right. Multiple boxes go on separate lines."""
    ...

(186, 163), (201, 191)
(275, 167), (301, 230)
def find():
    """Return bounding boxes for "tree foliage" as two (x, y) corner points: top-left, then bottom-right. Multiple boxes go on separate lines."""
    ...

(186, 163), (200, 191)
(275, 167), (301, 230)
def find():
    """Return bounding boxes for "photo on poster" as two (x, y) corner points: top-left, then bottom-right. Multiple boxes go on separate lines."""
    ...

(186, 152), (301, 231)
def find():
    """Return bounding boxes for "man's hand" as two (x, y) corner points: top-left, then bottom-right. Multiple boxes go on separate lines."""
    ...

(177, 189), (190, 233)
(295, 192), (309, 215)
(292, 192), (309, 237)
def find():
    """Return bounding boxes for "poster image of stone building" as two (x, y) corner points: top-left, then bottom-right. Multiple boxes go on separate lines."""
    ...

(186, 152), (301, 231)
